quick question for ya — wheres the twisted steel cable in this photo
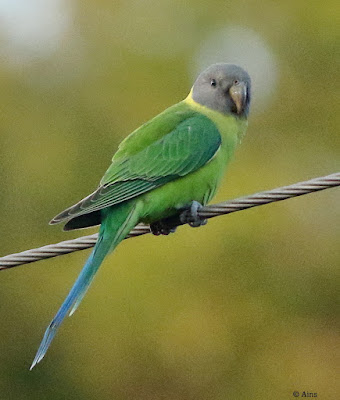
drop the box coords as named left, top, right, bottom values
left=0, top=172, right=339, bottom=270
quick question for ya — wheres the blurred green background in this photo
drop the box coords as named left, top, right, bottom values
left=0, top=0, right=339, bottom=399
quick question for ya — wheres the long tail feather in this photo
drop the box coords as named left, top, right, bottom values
left=30, top=201, right=139, bottom=370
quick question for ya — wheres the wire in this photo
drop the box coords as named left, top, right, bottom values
left=0, top=172, right=339, bottom=270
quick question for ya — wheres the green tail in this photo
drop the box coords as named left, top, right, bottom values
left=30, top=200, right=140, bottom=369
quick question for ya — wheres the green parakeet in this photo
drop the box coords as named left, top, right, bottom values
left=30, top=63, right=251, bottom=369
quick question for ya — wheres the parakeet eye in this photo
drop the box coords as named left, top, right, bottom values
left=233, top=80, right=239, bottom=85
left=210, top=79, right=217, bottom=87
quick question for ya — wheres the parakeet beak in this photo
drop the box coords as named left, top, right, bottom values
left=229, top=82, right=247, bottom=114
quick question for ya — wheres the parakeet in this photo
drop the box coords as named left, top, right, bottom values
left=30, top=63, right=251, bottom=369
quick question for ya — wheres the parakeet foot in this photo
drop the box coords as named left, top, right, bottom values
left=150, top=220, right=177, bottom=236
left=179, top=201, right=207, bottom=228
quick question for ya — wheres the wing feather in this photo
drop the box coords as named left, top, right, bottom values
left=51, top=110, right=221, bottom=225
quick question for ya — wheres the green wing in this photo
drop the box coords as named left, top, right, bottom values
left=52, top=105, right=221, bottom=229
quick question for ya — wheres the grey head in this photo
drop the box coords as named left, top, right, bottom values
left=191, top=63, right=251, bottom=117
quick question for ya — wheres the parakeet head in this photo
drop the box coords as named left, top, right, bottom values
left=191, top=63, right=251, bottom=117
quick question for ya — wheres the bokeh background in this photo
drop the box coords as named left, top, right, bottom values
left=0, top=1, right=339, bottom=399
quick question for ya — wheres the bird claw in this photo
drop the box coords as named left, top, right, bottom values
left=150, top=201, right=207, bottom=234
left=179, top=201, right=207, bottom=228
left=150, top=220, right=177, bottom=236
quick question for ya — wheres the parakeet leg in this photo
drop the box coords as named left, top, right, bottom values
left=30, top=200, right=141, bottom=370
left=150, top=201, right=207, bottom=234
left=179, top=201, right=207, bottom=228
left=150, top=220, right=177, bottom=236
